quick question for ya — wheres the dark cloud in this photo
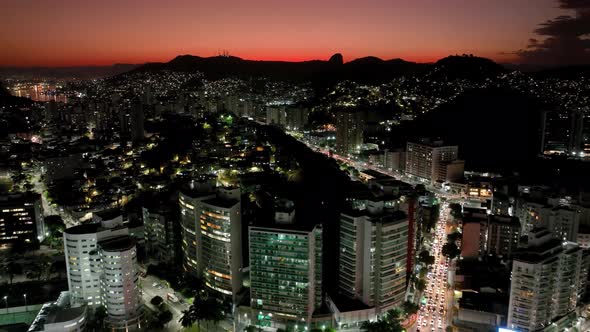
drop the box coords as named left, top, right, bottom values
left=516, top=0, right=590, bottom=65
left=558, top=0, right=590, bottom=9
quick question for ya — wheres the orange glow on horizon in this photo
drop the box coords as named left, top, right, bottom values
left=0, top=0, right=557, bottom=68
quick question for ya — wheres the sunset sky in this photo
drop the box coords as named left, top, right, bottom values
left=0, top=0, right=582, bottom=67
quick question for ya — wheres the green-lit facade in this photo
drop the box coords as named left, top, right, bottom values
left=249, top=225, right=323, bottom=329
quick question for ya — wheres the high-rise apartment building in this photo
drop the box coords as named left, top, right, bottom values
left=339, top=198, right=409, bottom=314
left=179, top=182, right=243, bottom=300
left=249, top=224, right=323, bottom=328
left=405, top=139, right=463, bottom=184
left=335, top=109, right=365, bottom=155
left=143, top=205, right=176, bottom=264
left=507, top=228, right=587, bottom=332
left=63, top=215, right=142, bottom=330
left=285, top=106, right=310, bottom=131
left=130, top=99, right=145, bottom=142
left=485, top=215, right=522, bottom=258
left=97, top=236, right=142, bottom=330
left=266, top=106, right=287, bottom=127
left=199, top=188, right=242, bottom=299
left=179, top=181, right=216, bottom=275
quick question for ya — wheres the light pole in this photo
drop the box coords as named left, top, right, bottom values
left=3, top=296, right=7, bottom=314
left=23, top=294, right=27, bottom=311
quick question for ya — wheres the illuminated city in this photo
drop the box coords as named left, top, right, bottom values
left=1, top=1, right=590, bottom=332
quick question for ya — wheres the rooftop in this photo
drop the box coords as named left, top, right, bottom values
left=99, top=235, right=135, bottom=252
left=93, top=208, right=122, bottom=221
left=64, top=222, right=102, bottom=235
left=203, top=196, right=239, bottom=209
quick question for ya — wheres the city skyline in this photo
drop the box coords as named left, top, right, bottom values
left=1, top=0, right=589, bottom=67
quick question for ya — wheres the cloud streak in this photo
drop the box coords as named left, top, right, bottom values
left=517, top=0, right=590, bottom=65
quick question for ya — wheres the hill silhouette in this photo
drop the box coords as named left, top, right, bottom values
left=130, top=54, right=427, bottom=87
left=395, top=87, right=544, bottom=172
left=0, top=81, right=31, bottom=107
left=427, top=55, right=507, bottom=81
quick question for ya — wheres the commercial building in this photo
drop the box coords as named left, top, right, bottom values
left=339, top=197, right=409, bottom=314
left=28, top=292, right=87, bottom=332
left=540, top=110, right=574, bottom=155
left=507, top=228, right=588, bottom=332
left=0, top=192, right=44, bottom=247
left=249, top=223, right=323, bottom=328
left=143, top=205, right=176, bottom=264
left=63, top=214, right=142, bottom=330
left=335, top=109, right=365, bottom=155
left=405, top=139, right=463, bottom=184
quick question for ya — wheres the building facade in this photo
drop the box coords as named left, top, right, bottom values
left=143, top=206, right=176, bottom=264
left=0, top=192, right=44, bottom=247
left=179, top=183, right=243, bottom=300
left=507, top=228, right=588, bottom=332
left=405, top=140, right=461, bottom=184
left=63, top=215, right=142, bottom=330
left=335, top=110, right=365, bottom=155
left=339, top=199, right=409, bottom=314
left=249, top=224, right=323, bottom=328
left=97, top=236, right=142, bottom=330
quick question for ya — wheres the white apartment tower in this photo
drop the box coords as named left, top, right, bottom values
left=63, top=214, right=142, bottom=330
left=339, top=198, right=409, bottom=314
left=507, top=228, right=587, bottom=332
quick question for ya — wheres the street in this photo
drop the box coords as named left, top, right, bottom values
left=295, top=136, right=459, bottom=332
left=141, top=275, right=188, bottom=331
left=416, top=201, right=452, bottom=332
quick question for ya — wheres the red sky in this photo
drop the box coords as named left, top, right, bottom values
left=0, top=0, right=565, bottom=67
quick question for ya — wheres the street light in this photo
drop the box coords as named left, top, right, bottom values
left=23, top=294, right=27, bottom=311
left=3, top=296, right=7, bottom=314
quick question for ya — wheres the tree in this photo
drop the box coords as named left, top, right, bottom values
left=361, top=309, right=404, bottom=332
left=449, top=203, right=462, bottom=219
left=418, top=250, right=435, bottom=265
left=5, top=261, right=22, bottom=284
left=44, top=215, right=65, bottom=238
left=447, top=231, right=462, bottom=244
left=94, top=306, right=107, bottom=329
left=50, top=260, right=66, bottom=279
left=416, top=278, right=427, bottom=292
left=401, top=301, right=420, bottom=316
left=39, top=254, right=53, bottom=280
left=442, top=242, right=460, bottom=259
left=158, top=310, right=173, bottom=326
left=26, top=261, right=42, bottom=281
left=179, top=291, right=224, bottom=329
left=150, top=295, right=164, bottom=307
left=10, top=239, right=27, bottom=255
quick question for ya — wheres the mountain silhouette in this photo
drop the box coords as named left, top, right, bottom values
left=0, top=81, right=32, bottom=107
left=129, top=53, right=427, bottom=87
